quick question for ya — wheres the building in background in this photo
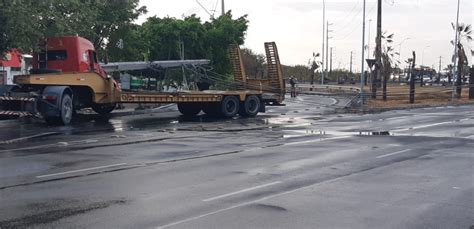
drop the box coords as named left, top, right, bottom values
left=0, top=49, right=32, bottom=85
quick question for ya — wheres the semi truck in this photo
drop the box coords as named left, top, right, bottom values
left=0, top=36, right=285, bottom=125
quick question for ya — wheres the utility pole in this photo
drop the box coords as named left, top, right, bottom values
left=322, top=0, right=326, bottom=85
left=221, top=0, right=225, bottom=16
left=453, top=0, right=461, bottom=100
left=375, top=0, right=383, bottom=100
left=360, top=0, right=367, bottom=103
left=368, top=19, right=372, bottom=58
left=326, top=21, right=333, bottom=81
left=438, top=56, right=442, bottom=81
left=350, top=51, right=353, bottom=73
left=330, top=47, right=333, bottom=73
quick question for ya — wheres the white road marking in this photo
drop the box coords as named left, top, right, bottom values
left=285, top=136, right=351, bottom=146
left=376, top=149, right=412, bottom=159
left=203, top=181, right=282, bottom=202
left=36, top=163, right=127, bottom=179
left=329, top=98, right=338, bottom=105
left=157, top=176, right=345, bottom=229
left=395, top=118, right=473, bottom=132
left=0, top=132, right=59, bottom=145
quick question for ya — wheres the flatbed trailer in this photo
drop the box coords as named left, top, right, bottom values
left=0, top=36, right=285, bottom=125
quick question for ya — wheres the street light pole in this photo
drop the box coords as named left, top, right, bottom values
left=368, top=19, right=372, bottom=58
left=326, top=21, right=333, bottom=78
left=360, top=0, right=366, bottom=103
left=322, top=0, right=326, bottom=85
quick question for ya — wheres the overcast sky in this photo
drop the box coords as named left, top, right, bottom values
left=138, top=0, right=473, bottom=71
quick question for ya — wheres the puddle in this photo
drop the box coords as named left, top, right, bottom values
left=283, top=130, right=394, bottom=138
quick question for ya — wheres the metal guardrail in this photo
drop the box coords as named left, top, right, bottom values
left=294, top=84, right=361, bottom=94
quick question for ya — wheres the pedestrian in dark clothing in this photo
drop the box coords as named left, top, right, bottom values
left=289, top=76, right=297, bottom=98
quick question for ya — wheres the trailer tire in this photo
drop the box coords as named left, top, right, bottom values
left=219, top=96, right=240, bottom=118
left=92, top=103, right=116, bottom=115
left=238, top=95, right=260, bottom=117
left=178, top=103, right=201, bottom=116
left=202, top=103, right=219, bottom=116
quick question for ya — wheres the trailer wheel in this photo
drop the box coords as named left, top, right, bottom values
left=46, top=94, right=74, bottom=125
left=239, top=95, right=261, bottom=117
left=202, top=103, right=219, bottom=116
left=219, top=96, right=240, bottom=118
left=178, top=103, right=201, bottom=116
left=92, top=103, right=116, bottom=115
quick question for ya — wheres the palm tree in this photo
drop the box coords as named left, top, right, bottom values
left=452, top=23, right=472, bottom=98
left=381, top=33, right=398, bottom=100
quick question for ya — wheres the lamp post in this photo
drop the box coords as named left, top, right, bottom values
left=322, top=0, right=326, bottom=85
left=360, top=0, right=366, bottom=103
left=367, top=19, right=372, bottom=58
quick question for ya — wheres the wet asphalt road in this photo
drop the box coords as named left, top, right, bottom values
left=0, top=95, right=473, bottom=229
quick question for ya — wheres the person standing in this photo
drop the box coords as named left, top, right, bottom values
left=289, top=76, right=297, bottom=98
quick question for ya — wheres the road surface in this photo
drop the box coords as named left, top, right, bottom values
left=0, top=95, right=473, bottom=228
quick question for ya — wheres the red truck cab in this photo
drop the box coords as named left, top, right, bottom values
left=32, top=36, right=107, bottom=77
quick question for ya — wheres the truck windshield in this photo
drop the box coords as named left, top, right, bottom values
left=39, top=50, right=68, bottom=61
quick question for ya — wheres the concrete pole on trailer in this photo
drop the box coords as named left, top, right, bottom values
left=360, top=0, right=366, bottom=104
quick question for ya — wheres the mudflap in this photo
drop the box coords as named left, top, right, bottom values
left=38, top=86, right=72, bottom=119
left=259, top=100, right=266, bottom=113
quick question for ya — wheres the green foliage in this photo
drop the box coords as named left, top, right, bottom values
left=1, top=2, right=248, bottom=77
left=241, top=48, right=266, bottom=78
left=0, top=0, right=146, bottom=54
left=380, top=32, right=397, bottom=82
left=134, top=12, right=248, bottom=75
left=107, top=24, right=147, bottom=62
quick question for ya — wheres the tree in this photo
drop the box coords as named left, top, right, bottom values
left=241, top=48, right=266, bottom=78
left=204, top=12, right=249, bottom=75
left=452, top=23, right=472, bottom=98
left=106, top=24, right=148, bottom=62
left=380, top=32, right=398, bottom=100
left=0, top=0, right=147, bottom=54
left=140, top=12, right=248, bottom=76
